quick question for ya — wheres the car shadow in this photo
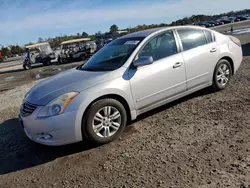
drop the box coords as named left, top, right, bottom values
left=0, top=118, right=96, bottom=174
left=242, top=43, right=250, bottom=57
left=0, top=87, right=215, bottom=175
left=130, top=87, right=215, bottom=124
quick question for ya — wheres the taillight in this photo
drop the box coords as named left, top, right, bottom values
left=229, top=36, right=241, bottom=47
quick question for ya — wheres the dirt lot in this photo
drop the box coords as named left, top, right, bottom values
left=0, top=28, right=250, bottom=188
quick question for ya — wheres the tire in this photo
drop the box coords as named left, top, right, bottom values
left=43, top=59, right=51, bottom=66
left=62, top=58, right=68, bottom=64
left=80, top=55, right=86, bottom=61
left=82, top=99, right=127, bottom=145
left=212, top=59, right=232, bottom=91
left=57, top=57, right=62, bottom=64
left=23, top=62, right=31, bottom=70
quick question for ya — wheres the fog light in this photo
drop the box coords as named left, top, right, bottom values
left=37, top=133, right=53, bottom=140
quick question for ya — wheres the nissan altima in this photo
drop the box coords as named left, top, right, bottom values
left=19, top=26, right=242, bottom=146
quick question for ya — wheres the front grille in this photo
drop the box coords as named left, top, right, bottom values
left=21, top=102, right=37, bottom=117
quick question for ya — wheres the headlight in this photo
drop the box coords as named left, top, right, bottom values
left=37, top=92, right=78, bottom=118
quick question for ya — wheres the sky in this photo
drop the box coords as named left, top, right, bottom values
left=0, top=0, right=249, bottom=46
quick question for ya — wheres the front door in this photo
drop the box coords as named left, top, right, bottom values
left=129, top=30, right=187, bottom=110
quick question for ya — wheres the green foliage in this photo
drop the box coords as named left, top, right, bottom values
left=110, top=24, right=118, bottom=32
left=38, top=37, right=44, bottom=43
left=10, top=45, right=24, bottom=54
left=1, top=47, right=11, bottom=57
left=0, top=45, right=25, bottom=57
left=82, top=32, right=89, bottom=37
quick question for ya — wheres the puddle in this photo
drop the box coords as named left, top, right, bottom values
left=4, top=76, right=16, bottom=81
left=31, top=67, right=65, bottom=80
left=231, top=28, right=250, bottom=35
left=52, top=67, right=62, bottom=71
left=36, top=74, right=41, bottom=79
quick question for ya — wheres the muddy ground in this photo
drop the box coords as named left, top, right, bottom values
left=0, top=28, right=250, bottom=187
left=0, top=62, right=83, bottom=93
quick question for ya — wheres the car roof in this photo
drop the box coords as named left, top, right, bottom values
left=120, top=28, right=163, bottom=38
left=120, top=26, right=210, bottom=39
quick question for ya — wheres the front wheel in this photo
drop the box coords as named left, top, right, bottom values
left=23, top=61, right=31, bottom=70
left=82, top=99, right=127, bottom=145
left=212, top=59, right=232, bottom=91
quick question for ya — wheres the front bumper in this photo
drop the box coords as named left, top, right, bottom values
left=19, top=108, right=79, bottom=146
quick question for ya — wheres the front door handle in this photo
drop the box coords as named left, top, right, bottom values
left=210, top=48, right=217, bottom=53
left=173, top=62, right=182, bottom=68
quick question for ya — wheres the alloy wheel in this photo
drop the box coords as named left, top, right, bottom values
left=216, top=63, right=230, bottom=86
left=92, top=106, right=121, bottom=138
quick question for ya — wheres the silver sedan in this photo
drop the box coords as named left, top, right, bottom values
left=19, top=26, right=243, bottom=146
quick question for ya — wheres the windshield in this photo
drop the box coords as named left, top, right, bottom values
left=80, top=37, right=144, bottom=71
left=39, top=44, right=53, bottom=54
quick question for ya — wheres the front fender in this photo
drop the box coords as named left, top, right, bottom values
left=71, top=77, right=135, bottom=142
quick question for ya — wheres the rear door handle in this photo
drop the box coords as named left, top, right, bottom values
left=173, top=62, right=182, bottom=68
left=210, top=48, right=217, bottom=53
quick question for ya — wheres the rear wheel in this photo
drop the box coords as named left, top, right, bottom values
left=62, top=58, right=68, bottom=64
left=57, top=56, right=62, bottom=64
left=212, top=59, right=232, bottom=91
left=80, top=54, right=86, bottom=61
left=43, top=59, right=51, bottom=66
left=82, top=99, right=127, bottom=145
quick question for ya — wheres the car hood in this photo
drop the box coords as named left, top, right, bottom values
left=25, top=68, right=110, bottom=105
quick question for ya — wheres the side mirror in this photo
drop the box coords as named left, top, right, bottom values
left=133, top=56, right=153, bottom=67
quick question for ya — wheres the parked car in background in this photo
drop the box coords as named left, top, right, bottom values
left=207, top=21, right=220, bottom=26
left=228, top=17, right=236, bottom=22
left=220, top=18, right=233, bottom=24
left=215, top=19, right=225, bottom=25
left=197, top=21, right=212, bottom=28
left=19, top=26, right=243, bottom=146
left=235, top=15, right=249, bottom=22
left=57, top=38, right=97, bottom=64
left=206, top=22, right=215, bottom=27
left=245, top=15, right=250, bottom=20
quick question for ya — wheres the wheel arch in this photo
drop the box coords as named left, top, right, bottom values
left=81, top=94, right=132, bottom=124
left=219, top=56, right=234, bottom=75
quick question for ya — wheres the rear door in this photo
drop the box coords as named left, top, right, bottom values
left=176, top=28, right=219, bottom=90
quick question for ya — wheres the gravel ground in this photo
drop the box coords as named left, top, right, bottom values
left=0, top=30, right=250, bottom=188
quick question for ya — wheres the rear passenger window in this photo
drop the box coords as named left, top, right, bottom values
left=177, top=29, right=207, bottom=51
left=204, top=30, right=214, bottom=43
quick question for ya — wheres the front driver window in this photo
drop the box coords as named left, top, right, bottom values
left=138, top=31, right=177, bottom=61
